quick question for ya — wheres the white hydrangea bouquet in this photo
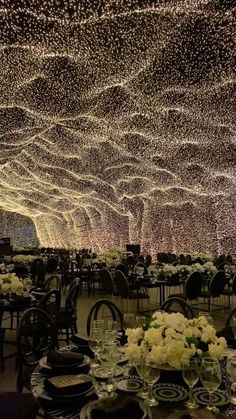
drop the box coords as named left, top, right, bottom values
left=0, top=273, right=24, bottom=294
left=125, top=311, right=226, bottom=369
left=12, top=254, right=37, bottom=264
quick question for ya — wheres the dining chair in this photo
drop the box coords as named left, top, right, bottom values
left=114, top=263, right=129, bottom=276
left=221, top=273, right=236, bottom=308
left=86, top=299, right=124, bottom=336
left=114, top=270, right=149, bottom=313
left=56, top=283, right=81, bottom=344
left=100, top=268, right=115, bottom=297
left=199, top=270, right=227, bottom=313
left=0, top=306, right=5, bottom=372
left=160, top=296, right=195, bottom=319
left=16, top=307, right=57, bottom=392
left=168, top=271, right=203, bottom=303
left=37, top=289, right=61, bottom=322
left=43, top=274, right=62, bottom=290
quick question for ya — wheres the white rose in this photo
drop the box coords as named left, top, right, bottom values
left=126, top=327, right=144, bottom=344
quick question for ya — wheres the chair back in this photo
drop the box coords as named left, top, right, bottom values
left=113, top=270, right=129, bottom=298
left=231, top=274, right=236, bottom=294
left=225, top=306, right=236, bottom=327
left=44, top=275, right=61, bottom=290
left=86, top=299, right=124, bottom=336
left=46, top=257, right=58, bottom=273
left=38, top=289, right=61, bottom=320
left=65, top=283, right=80, bottom=315
left=160, top=297, right=195, bottom=319
left=134, top=262, right=148, bottom=275
left=101, top=268, right=114, bottom=295
left=17, top=307, right=57, bottom=368
left=209, top=270, right=227, bottom=297
left=184, top=271, right=203, bottom=300
left=30, top=258, right=46, bottom=285
left=114, top=263, right=128, bottom=276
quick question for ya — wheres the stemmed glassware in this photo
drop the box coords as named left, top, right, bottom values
left=135, top=356, right=149, bottom=399
left=143, top=360, right=160, bottom=406
left=123, top=313, right=135, bottom=329
left=226, top=355, right=236, bottom=404
left=200, top=357, right=221, bottom=413
left=88, top=327, right=103, bottom=367
left=100, top=342, right=120, bottom=397
left=182, top=359, right=199, bottom=409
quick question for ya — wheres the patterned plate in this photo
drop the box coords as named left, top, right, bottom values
left=193, top=388, right=230, bottom=406
left=115, top=378, right=144, bottom=393
left=39, top=355, right=90, bottom=370
left=153, top=383, right=188, bottom=402
left=91, top=366, right=123, bottom=379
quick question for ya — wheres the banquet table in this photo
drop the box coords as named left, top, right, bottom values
left=30, top=346, right=236, bottom=419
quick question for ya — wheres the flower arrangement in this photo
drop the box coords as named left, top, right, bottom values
left=185, top=252, right=214, bottom=263
left=0, top=273, right=24, bottom=294
left=12, top=255, right=37, bottom=264
left=125, top=312, right=226, bottom=369
left=98, top=247, right=125, bottom=266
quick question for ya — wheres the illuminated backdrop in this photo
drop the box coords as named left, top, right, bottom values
left=0, top=0, right=235, bottom=254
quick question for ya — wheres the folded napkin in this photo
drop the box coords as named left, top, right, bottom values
left=90, top=396, right=145, bottom=419
left=47, top=349, right=84, bottom=366
left=44, top=374, right=92, bottom=396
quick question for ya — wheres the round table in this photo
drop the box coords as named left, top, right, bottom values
left=31, top=348, right=236, bottom=419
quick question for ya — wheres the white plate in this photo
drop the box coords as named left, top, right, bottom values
left=39, top=354, right=90, bottom=370
left=115, top=378, right=143, bottom=393
left=193, top=387, right=230, bottom=406
left=91, top=365, right=123, bottom=379
left=153, top=383, right=188, bottom=402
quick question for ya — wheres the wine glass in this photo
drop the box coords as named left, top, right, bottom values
left=100, top=342, right=120, bottom=397
left=105, top=329, right=117, bottom=343
left=200, top=357, right=221, bottom=413
left=92, top=320, right=105, bottom=330
left=88, top=328, right=103, bottom=367
left=231, top=316, right=236, bottom=338
left=107, top=320, right=118, bottom=331
left=135, top=315, right=146, bottom=328
left=182, top=359, right=199, bottom=408
left=123, top=313, right=135, bottom=329
left=144, top=360, right=160, bottom=406
left=226, top=355, right=236, bottom=404
left=135, top=356, right=149, bottom=399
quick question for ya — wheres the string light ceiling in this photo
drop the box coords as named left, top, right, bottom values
left=0, top=0, right=235, bottom=253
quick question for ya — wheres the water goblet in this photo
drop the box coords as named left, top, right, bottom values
left=105, top=329, right=117, bottom=343
left=144, top=360, right=160, bottom=406
left=200, top=357, right=221, bottom=413
left=226, top=355, right=236, bottom=404
left=107, top=320, right=118, bottom=331
left=100, top=342, right=119, bottom=397
left=88, top=327, right=103, bottom=367
left=92, top=320, right=105, bottom=330
left=182, top=359, right=199, bottom=409
left=135, top=356, right=149, bottom=399
left=123, top=313, right=135, bottom=329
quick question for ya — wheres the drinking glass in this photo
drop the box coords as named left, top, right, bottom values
left=105, top=329, right=117, bottom=343
left=144, top=360, right=160, bottom=406
left=123, top=313, right=135, bottom=329
left=135, top=315, right=146, bottom=328
left=24, top=277, right=32, bottom=293
left=107, top=320, right=118, bottom=331
left=135, top=356, right=149, bottom=399
left=88, top=328, right=103, bottom=366
left=200, top=357, right=221, bottom=413
left=93, top=320, right=105, bottom=330
left=231, top=317, right=236, bottom=338
left=100, top=342, right=119, bottom=397
left=226, top=355, right=236, bottom=404
left=182, top=359, right=199, bottom=408
left=198, top=312, right=213, bottom=325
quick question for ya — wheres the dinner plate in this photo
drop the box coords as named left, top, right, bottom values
left=39, top=354, right=90, bottom=370
left=153, top=383, right=188, bottom=402
left=115, top=378, right=144, bottom=393
left=33, top=382, right=93, bottom=402
left=91, top=365, right=123, bottom=379
left=80, top=399, right=148, bottom=419
left=193, top=388, right=230, bottom=406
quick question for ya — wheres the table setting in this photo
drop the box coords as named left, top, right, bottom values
left=31, top=312, right=236, bottom=419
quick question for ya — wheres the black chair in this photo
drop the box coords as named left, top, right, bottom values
left=16, top=307, right=57, bottom=392
left=30, top=258, right=46, bottom=286
left=222, top=274, right=236, bottom=308
left=44, top=274, right=61, bottom=290
left=160, top=297, right=195, bottom=319
left=46, top=257, right=58, bottom=273
left=126, top=244, right=140, bottom=255
left=169, top=271, right=203, bottom=302
left=199, top=270, right=227, bottom=313
left=0, top=306, right=5, bottom=372
left=56, top=283, right=80, bottom=344
left=86, top=299, right=124, bottom=336
left=13, top=265, right=29, bottom=279
left=37, top=289, right=61, bottom=322
left=100, top=268, right=115, bottom=296
left=145, top=254, right=152, bottom=267
left=114, top=263, right=129, bottom=276
left=134, top=262, right=148, bottom=275
left=114, top=270, right=149, bottom=313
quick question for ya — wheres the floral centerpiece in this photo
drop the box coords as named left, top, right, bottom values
left=125, top=312, right=226, bottom=369
left=12, top=254, right=37, bottom=264
left=98, top=247, right=125, bottom=267
left=0, top=273, right=24, bottom=295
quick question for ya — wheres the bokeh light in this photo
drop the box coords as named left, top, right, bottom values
left=0, top=0, right=235, bottom=254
